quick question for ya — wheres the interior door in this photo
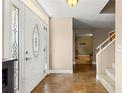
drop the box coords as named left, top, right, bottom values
left=24, top=7, right=47, bottom=93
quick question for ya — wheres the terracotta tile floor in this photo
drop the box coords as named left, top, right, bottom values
left=31, top=64, right=108, bottom=93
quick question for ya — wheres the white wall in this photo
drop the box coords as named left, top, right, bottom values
left=0, top=1, right=3, bottom=93
left=50, top=18, right=73, bottom=72
left=115, top=0, right=122, bottom=93
left=3, top=0, right=11, bottom=59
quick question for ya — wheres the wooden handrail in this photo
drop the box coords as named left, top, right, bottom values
left=96, top=33, right=115, bottom=50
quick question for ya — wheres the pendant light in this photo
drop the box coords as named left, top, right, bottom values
left=66, top=0, right=79, bottom=7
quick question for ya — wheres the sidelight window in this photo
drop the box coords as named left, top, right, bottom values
left=11, top=5, right=19, bottom=93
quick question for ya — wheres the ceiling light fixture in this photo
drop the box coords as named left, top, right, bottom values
left=66, top=0, right=79, bottom=7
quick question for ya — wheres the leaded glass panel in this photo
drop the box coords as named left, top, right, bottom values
left=11, top=5, right=19, bottom=93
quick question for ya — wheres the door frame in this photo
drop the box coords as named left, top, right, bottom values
left=74, top=33, right=94, bottom=65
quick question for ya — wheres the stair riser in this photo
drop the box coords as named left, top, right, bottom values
left=99, top=76, right=115, bottom=93
left=105, top=72, right=115, bottom=82
left=105, top=69, right=115, bottom=82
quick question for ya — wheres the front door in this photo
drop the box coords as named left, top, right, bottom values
left=24, top=7, right=47, bottom=93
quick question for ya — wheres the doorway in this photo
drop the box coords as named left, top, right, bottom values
left=74, top=33, right=94, bottom=73
left=75, top=34, right=93, bottom=65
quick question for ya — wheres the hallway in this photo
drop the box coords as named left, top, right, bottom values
left=31, top=64, right=108, bottom=93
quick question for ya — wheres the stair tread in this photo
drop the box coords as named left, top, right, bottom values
left=99, top=73, right=115, bottom=93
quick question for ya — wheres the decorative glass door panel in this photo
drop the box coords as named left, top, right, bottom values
left=11, top=5, right=19, bottom=93
left=32, top=24, right=40, bottom=57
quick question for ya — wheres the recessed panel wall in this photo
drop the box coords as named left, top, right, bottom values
left=50, top=18, right=73, bottom=72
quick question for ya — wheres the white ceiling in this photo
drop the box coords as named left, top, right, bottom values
left=37, top=0, right=115, bottom=29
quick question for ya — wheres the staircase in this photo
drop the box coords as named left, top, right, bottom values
left=96, top=32, right=115, bottom=93
left=99, top=63, right=115, bottom=93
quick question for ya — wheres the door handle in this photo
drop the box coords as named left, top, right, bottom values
left=25, top=57, right=32, bottom=61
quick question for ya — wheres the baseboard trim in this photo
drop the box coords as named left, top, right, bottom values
left=92, top=61, right=96, bottom=64
left=31, top=73, right=47, bottom=92
left=96, top=75, right=99, bottom=80
left=49, top=70, right=73, bottom=73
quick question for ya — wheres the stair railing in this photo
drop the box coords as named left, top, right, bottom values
left=96, top=33, right=115, bottom=51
